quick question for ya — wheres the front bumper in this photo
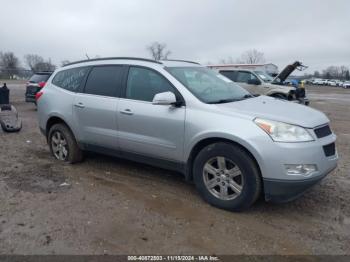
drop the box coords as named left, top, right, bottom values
left=250, top=132, right=338, bottom=202
left=263, top=164, right=336, bottom=203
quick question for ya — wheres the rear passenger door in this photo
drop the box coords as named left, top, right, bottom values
left=73, top=65, right=124, bottom=150
left=118, top=66, right=185, bottom=162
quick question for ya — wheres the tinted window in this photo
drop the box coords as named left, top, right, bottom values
left=236, top=71, right=259, bottom=83
left=84, top=66, right=123, bottom=97
left=29, top=74, right=51, bottom=83
left=126, top=67, right=175, bottom=102
left=52, top=67, right=89, bottom=92
left=219, top=71, right=237, bottom=81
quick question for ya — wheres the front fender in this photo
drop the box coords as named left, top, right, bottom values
left=185, top=130, right=265, bottom=174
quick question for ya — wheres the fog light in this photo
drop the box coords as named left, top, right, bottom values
left=285, top=164, right=317, bottom=177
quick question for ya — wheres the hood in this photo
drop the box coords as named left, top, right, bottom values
left=214, top=96, right=328, bottom=128
left=272, top=61, right=307, bottom=84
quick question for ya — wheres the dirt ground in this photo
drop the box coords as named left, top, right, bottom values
left=0, top=81, right=349, bottom=255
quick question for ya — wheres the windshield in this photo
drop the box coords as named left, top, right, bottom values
left=254, top=71, right=274, bottom=82
left=166, top=67, right=252, bottom=104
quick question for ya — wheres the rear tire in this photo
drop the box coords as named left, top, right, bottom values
left=193, top=142, right=261, bottom=211
left=48, top=123, right=83, bottom=164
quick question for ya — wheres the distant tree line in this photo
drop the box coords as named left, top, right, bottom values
left=0, top=51, right=70, bottom=79
left=219, top=49, right=266, bottom=64
left=307, top=66, right=350, bottom=80
left=2, top=46, right=349, bottom=81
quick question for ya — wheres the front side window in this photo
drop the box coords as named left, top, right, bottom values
left=236, top=71, right=259, bottom=83
left=52, top=67, right=89, bottom=92
left=166, top=67, right=251, bottom=104
left=84, top=66, right=123, bottom=97
left=126, top=67, right=175, bottom=102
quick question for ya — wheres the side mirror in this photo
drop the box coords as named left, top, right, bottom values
left=247, top=79, right=261, bottom=85
left=152, top=91, right=177, bottom=105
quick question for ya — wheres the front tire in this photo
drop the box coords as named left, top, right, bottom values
left=271, top=93, right=287, bottom=100
left=48, top=123, right=83, bottom=164
left=193, top=142, right=261, bottom=211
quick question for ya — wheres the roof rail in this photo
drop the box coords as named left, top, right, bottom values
left=162, top=59, right=200, bottom=65
left=63, top=57, right=162, bottom=67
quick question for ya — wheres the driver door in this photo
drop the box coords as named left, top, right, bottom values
left=118, top=66, right=185, bottom=162
left=235, top=71, right=267, bottom=95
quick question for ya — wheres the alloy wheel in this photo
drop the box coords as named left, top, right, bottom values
left=203, top=156, right=244, bottom=200
left=51, top=131, right=68, bottom=160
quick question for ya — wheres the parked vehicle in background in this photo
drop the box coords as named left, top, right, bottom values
left=25, top=72, right=53, bottom=104
left=312, top=79, right=326, bottom=85
left=343, top=81, right=350, bottom=89
left=304, top=79, right=314, bottom=85
left=328, top=80, right=337, bottom=86
left=334, top=80, right=343, bottom=87
left=36, top=57, right=337, bottom=211
left=209, top=61, right=309, bottom=105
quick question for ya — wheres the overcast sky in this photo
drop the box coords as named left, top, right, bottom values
left=0, top=0, right=349, bottom=74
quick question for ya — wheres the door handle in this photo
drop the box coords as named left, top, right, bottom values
left=120, top=109, right=133, bottom=115
left=74, top=102, right=85, bottom=108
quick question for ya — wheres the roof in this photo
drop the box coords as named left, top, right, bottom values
left=33, top=71, right=54, bottom=75
left=207, top=63, right=277, bottom=68
left=63, top=57, right=200, bottom=67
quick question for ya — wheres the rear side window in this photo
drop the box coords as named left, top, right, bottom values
left=126, top=67, right=175, bottom=102
left=219, top=71, right=237, bottom=81
left=84, top=66, right=123, bottom=97
left=52, top=67, right=89, bottom=92
left=29, top=74, right=51, bottom=83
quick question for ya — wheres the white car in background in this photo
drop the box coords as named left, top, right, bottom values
left=328, top=80, right=337, bottom=86
left=335, top=80, right=343, bottom=87
left=343, top=81, right=350, bottom=89
left=313, top=79, right=326, bottom=85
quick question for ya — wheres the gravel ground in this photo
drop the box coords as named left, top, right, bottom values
left=0, top=81, right=349, bottom=255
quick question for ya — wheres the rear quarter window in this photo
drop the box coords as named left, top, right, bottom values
left=52, top=67, right=90, bottom=92
left=219, top=71, right=237, bottom=81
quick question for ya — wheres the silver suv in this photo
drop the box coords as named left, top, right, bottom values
left=37, top=57, right=338, bottom=211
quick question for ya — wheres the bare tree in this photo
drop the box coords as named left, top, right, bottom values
left=0, top=51, right=20, bottom=79
left=24, top=54, right=56, bottom=72
left=240, top=49, right=265, bottom=64
left=24, top=54, right=44, bottom=71
left=146, top=42, right=171, bottom=60
left=321, top=65, right=350, bottom=80
left=345, top=70, right=350, bottom=80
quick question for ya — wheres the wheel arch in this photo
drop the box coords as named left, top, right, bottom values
left=45, top=115, right=75, bottom=140
left=185, top=137, right=263, bottom=183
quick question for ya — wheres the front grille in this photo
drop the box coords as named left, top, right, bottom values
left=323, top=143, right=336, bottom=157
left=314, top=125, right=332, bottom=138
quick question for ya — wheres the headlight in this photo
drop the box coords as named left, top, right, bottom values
left=254, top=118, right=314, bottom=142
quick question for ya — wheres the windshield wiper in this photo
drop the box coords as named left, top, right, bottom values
left=208, top=94, right=254, bottom=104
left=207, top=98, right=240, bottom=104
